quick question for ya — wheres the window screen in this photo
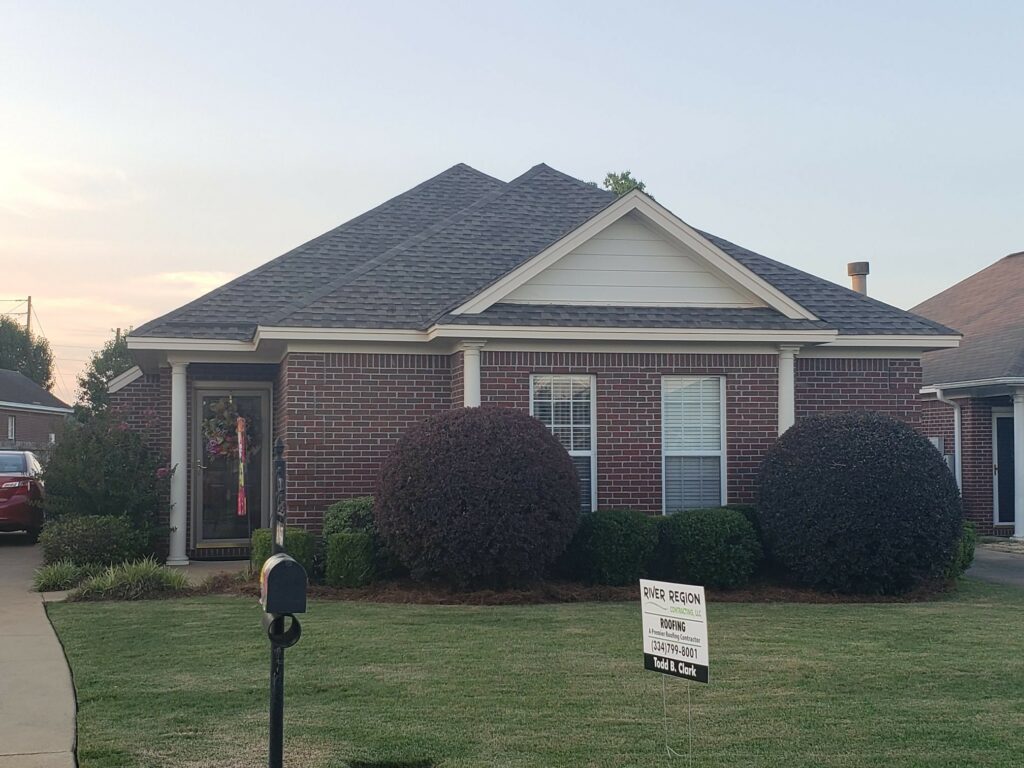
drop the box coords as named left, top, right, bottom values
left=662, top=376, right=724, bottom=512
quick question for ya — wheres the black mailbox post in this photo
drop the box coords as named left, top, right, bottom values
left=262, top=439, right=307, bottom=768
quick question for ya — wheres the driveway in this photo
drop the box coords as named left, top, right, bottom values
left=967, top=546, right=1024, bottom=588
left=0, top=533, right=76, bottom=768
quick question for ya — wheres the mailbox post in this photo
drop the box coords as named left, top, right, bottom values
left=261, top=439, right=306, bottom=768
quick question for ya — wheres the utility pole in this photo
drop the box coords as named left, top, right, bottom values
left=25, top=296, right=31, bottom=336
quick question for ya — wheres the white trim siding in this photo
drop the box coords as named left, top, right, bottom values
left=530, top=374, right=597, bottom=513
left=662, top=376, right=727, bottom=513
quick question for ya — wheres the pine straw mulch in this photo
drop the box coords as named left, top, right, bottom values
left=194, top=571, right=956, bottom=606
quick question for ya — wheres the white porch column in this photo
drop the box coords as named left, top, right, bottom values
left=1013, top=390, right=1024, bottom=538
left=459, top=341, right=486, bottom=407
left=167, top=361, right=189, bottom=565
left=777, top=345, right=800, bottom=435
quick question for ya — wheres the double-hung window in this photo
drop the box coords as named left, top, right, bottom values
left=530, top=374, right=596, bottom=512
left=662, top=376, right=725, bottom=512
left=6, top=416, right=14, bottom=441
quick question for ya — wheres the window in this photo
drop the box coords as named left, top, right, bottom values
left=530, top=374, right=596, bottom=512
left=662, top=376, right=725, bottom=512
left=6, top=416, right=14, bottom=441
left=48, top=433, right=56, bottom=445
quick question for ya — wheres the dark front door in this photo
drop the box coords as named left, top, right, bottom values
left=195, top=390, right=270, bottom=544
left=995, top=415, right=1015, bottom=525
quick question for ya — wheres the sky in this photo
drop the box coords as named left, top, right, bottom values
left=1, top=1, right=1022, bottom=403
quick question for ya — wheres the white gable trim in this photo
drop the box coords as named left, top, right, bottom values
left=450, top=191, right=818, bottom=321
left=107, top=365, right=144, bottom=394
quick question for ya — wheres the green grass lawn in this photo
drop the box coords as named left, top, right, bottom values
left=49, top=580, right=1024, bottom=768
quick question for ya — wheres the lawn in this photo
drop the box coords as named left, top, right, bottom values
left=49, top=580, right=1024, bottom=768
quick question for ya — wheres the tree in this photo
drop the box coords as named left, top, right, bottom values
left=0, top=316, right=54, bottom=390
left=77, top=328, right=135, bottom=415
left=602, top=170, right=649, bottom=197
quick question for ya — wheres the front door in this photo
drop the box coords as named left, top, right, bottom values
left=994, top=414, right=1015, bottom=525
left=194, top=388, right=271, bottom=546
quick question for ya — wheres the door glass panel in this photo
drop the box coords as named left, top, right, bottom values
left=997, top=417, right=1015, bottom=524
left=200, top=394, right=264, bottom=540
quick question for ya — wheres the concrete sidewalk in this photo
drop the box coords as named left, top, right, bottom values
left=0, top=534, right=76, bottom=768
left=968, top=546, right=1024, bottom=588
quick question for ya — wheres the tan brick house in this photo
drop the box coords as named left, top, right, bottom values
left=914, top=252, right=1024, bottom=537
left=111, top=163, right=959, bottom=563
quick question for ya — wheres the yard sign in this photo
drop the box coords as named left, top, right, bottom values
left=640, top=579, right=709, bottom=683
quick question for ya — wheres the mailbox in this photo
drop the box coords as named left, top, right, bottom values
left=259, top=553, right=307, bottom=616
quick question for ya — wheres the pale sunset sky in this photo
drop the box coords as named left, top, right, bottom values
left=2, top=1, right=1021, bottom=403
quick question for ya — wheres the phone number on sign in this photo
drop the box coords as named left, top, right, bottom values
left=649, top=640, right=698, bottom=658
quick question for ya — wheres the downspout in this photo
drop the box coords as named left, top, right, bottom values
left=935, top=388, right=962, bottom=490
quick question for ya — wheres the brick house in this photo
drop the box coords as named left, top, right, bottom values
left=112, top=163, right=958, bottom=563
left=0, top=368, right=73, bottom=455
left=913, top=252, right=1024, bottom=537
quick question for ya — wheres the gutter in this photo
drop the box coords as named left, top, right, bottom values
left=934, top=387, right=962, bottom=490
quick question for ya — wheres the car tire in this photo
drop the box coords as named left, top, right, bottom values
left=25, top=528, right=41, bottom=544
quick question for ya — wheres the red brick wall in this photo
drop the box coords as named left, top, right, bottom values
left=795, top=358, right=921, bottom=424
left=0, top=407, right=69, bottom=451
left=479, top=351, right=779, bottom=513
left=279, top=352, right=452, bottom=532
left=921, top=398, right=956, bottom=456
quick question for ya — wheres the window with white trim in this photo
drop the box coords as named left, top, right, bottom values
left=662, top=376, right=725, bottom=512
left=530, top=374, right=596, bottom=512
left=6, top=416, right=14, bottom=441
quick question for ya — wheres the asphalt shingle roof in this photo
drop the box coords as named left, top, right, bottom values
left=912, top=253, right=1024, bottom=385
left=0, top=369, right=71, bottom=410
left=132, top=163, right=956, bottom=341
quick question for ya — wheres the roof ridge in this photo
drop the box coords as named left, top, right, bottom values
left=132, top=164, right=501, bottom=337
left=266, top=164, right=557, bottom=327
left=529, top=163, right=618, bottom=199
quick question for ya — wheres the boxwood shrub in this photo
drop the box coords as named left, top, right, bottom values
left=323, top=495, right=401, bottom=578
left=758, top=412, right=963, bottom=594
left=325, top=532, right=376, bottom=587
left=946, top=520, right=977, bottom=580
left=559, top=510, right=659, bottom=585
left=250, top=527, right=316, bottom=577
left=375, top=407, right=580, bottom=586
left=653, top=507, right=762, bottom=589
left=39, top=515, right=147, bottom=566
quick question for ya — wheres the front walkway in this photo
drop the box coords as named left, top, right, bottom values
left=0, top=534, right=76, bottom=768
left=968, top=546, right=1024, bottom=588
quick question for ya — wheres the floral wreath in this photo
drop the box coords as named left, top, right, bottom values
left=202, top=397, right=260, bottom=459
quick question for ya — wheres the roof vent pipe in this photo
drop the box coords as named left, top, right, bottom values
left=847, top=261, right=870, bottom=295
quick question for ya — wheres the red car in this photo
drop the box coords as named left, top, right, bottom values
left=0, top=451, right=45, bottom=541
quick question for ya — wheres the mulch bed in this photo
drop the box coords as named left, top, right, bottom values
left=196, top=572, right=955, bottom=606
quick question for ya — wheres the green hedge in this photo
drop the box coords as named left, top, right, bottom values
left=250, top=528, right=316, bottom=576
left=323, top=496, right=375, bottom=538
left=39, top=516, right=147, bottom=566
left=946, top=521, right=977, bottom=579
left=325, top=532, right=376, bottom=587
left=560, top=510, right=659, bottom=585
left=653, top=507, right=762, bottom=589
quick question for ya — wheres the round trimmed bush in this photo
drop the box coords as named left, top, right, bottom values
left=653, top=508, right=762, bottom=589
left=559, top=510, right=660, bottom=585
left=375, top=407, right=581, bottom=585
left=757, top=412, right=963, bottom=594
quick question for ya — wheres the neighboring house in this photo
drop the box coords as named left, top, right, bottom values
left=112, top=163, right=958, bottom=564
left=914, top=252, right=1024, bottom=537
left=0, top=368, right=73, bottom=454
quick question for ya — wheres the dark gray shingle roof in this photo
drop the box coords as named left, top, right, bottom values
left=132, top=163, right=956, bottom=341
left=0, top=369, right=71, bottom=410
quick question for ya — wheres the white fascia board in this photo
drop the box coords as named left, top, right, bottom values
left=428, top=325, right=837, bottom=344
left=922, top=377, right=1024, bottom=393
left=450, top=191, right=818, bottom=322
left=0, top=400, right=74, bottom=415
left=821, top=334, right=961, bottom=349
left=107, top=365, right=143, bottom=394
left=126, top=336, right=256, bottom=352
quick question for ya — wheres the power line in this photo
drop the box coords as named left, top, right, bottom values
left=30, top=305, right=75, bottom=403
